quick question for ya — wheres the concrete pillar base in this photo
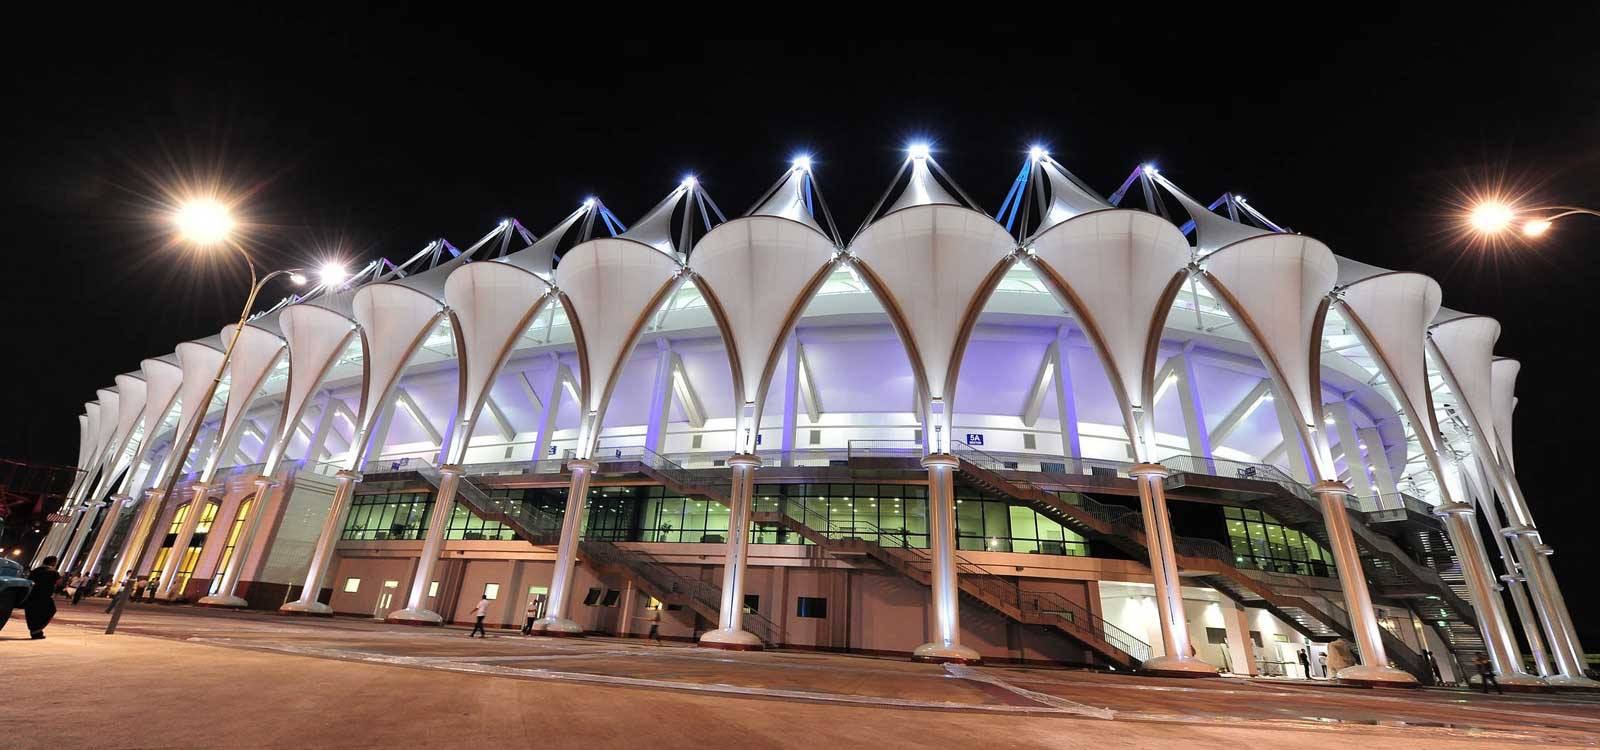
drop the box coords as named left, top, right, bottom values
left=196, top=594, right=249, bottom=608
left=1335, top=664, right=1420, bottom=688
left=1487, top=672, right=1553, bottom=693
left=1544, top=674, right=1600, bottom=691
left=912, top=642, right=982, bottom=665
left=1140, top=655, right=1219, bottom=678
left=385, top=607, right=443, bottom=625
left=279, top=600, right=334, bottom=616
left=528, top=616, right=584, bottom=636
left=698, top=628, right=763, bottom=651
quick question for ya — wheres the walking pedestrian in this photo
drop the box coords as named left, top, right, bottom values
left=1423, top=649, right=1445, bottom=685
left=71, top=574, right=90, bottom=606
left=522, top=597, right=539, bottom=635
left=131, top=577, right=148, bottom=602
left=24, top=556, right=63, bottom=639
left=1475, top=653, right=1502, bottom=695
left=469, top=596, right=490, bottom=638
left=1297, top=649, right=1312, bottom=680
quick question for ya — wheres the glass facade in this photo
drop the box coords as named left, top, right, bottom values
left=1223, top=506, right=1336, bottom=577
left=172, top=501, right=219, bottom=593
left=341, top=490, right=432, bottom=541
left=209, top=498, right=253, bottom=595
left=753, top=483, right=928, bottom=547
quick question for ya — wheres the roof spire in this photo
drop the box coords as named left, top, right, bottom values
left=620, top=176, right=727, bottom=259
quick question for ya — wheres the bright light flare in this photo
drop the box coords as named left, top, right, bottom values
left=174, top=198, right=234, bottom=246
left=1028, top=145, right=1048, bottom=161
left=791, top=154, right=812, bottom=172
left=318, top=263, right=349, bottom=286
left=681, top=175, right=698, bottom=189
left=1522, top=218, right=1552, bottom=237
left=907, top=142, right=931, bottom=160
left=1469, top=201, right=1515, bottom=234
left=288, top=272, right=308, bottom=285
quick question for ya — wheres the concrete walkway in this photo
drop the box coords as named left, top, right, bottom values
left=8, top=603, right=1600, bottom=748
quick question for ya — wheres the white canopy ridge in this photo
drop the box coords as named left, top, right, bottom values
left=1151, top=171, right=1269, bottom=256
left=1491, top=358, right=1520, bottom=471
left=350, top=279, right=449, bottom=467
left=98, top=373, right=149, bottom=495
left=150, top=337, right=228, bottom=488
left=79, top=402, right=101, bottom=498
left=1027, top=208, right=1197, bottom=459
left=1335, top=270, right=1444, bottom=449
left=269, top=303, right=360, bottom=474
left=500, top=201, right=617, bottom=279
left=91, top=392, right=119, bottom=478
left=849, top=155, right=1017, bottom=452
left=689, top=166, right=841, bottom=452
left=201, top=322, right=287, bottom=481
left=119, top=357, right=184, bottom=496
left=1033, top=157, right=1114, bottom=235
left=1429, top=314, right=1504, bottom=461
left=1198, top=233, right=1339, bottom=478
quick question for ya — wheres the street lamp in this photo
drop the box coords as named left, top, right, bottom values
left=116, top=200, right=345, bottom=588
left=1467, top=200, right=1600, bottom=238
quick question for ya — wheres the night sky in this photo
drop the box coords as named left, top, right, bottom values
left=5, top=13, right=1598, bottom=635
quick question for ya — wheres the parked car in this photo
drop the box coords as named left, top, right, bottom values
left=0, top=557, right=35, bottom=628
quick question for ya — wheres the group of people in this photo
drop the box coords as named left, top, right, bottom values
left=461, top=594, right=664, bottom=645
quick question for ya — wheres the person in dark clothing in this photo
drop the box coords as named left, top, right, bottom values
left=1297, top=649, right=1312, bottom=679
left=1475, top=653, right=1502, bottom=694
left=1424, top=649, right=1445, bottom=685
left=25, top=556, right=62, bottom=639
left=105, top=573, right=136, bottom=614
left=71, top=575, right=90, bottom=605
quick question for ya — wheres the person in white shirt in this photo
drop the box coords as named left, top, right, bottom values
left=469, top=596, right=490, bottom=638
left=522, top=597, right=539, bottom=635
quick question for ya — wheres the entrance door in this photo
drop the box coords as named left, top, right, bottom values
left=373, top=580, right=401, bottom=620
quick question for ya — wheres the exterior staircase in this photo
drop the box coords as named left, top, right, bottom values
left=751, top=501, right=1150, bottom=670
left=947, top=443, right=1437, bottom=684
left=1160, top=456, right=1482, bottom=656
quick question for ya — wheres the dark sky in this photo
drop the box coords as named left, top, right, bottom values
left=4, top=12, right=1598, bottom=634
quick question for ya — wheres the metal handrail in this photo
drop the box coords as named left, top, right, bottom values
left=581, top=539, right=783, bottom=645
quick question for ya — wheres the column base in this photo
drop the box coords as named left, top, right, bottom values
left=1335, top=664, right=1420, bottom=688
left=698, top=628, right=763, bottom=651
left=1140, top=655, right=1219, bottom=678
left=1490, top=672, right=1552, bottom=693
left=196, top=594, right=248, bottom=608
left=385, top=607, right=443, bottom=625
left=279, top=600, right=334, bottom=616
left=1544, top=674, right=1600, bottom=691
left=527, top=616, right=584, bottom=636
left=912, top=641, right=982, bottom=665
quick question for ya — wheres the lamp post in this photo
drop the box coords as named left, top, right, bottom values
left=1468, top=201, right=1600, bottom=238
left=114, top=199, right=335, bottom=592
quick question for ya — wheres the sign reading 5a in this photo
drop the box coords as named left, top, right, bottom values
left=965, top=433, right=984, bottom=446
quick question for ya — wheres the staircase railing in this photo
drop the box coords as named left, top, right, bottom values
left=778, top=494, right=1151, bottom=664
left=580, top=539, right=783, bottom=645
left=410, top=459, right=565, bottom=544
left=594, top=446, right=732, bottom=503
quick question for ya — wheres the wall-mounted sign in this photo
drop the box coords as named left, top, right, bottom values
left=965, top=433, right=984, bottom=446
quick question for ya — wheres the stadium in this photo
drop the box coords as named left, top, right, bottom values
left=32, top=145, right=1592, bottom=689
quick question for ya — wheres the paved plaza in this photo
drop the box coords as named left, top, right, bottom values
left=6, top=603, right=1599, bottom=748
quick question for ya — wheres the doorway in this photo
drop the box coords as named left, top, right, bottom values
left=373, top=580, right=401, bottom=620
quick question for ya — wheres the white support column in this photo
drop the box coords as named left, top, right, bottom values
left=700, top=453, right=763, bottom=650
left=60, top=505, right=102, bottom=573
left=80, top=497, right=129, bottom=576
left=199, top=475, right=275, bottom=607
left=387, top=465, right=464, bottom=624
left=530, top=459, right=594, bottom=635
left=533, top=357, right=565, bottom=462
left=1313, top=480, right=1417, bottom=686
left=913, top=454, right=980, bottom=664
left=1505, top=527, right=1594, bottom=686
left=1326, top=401, right=1374, bottom=501
left=1131, top=463, right=1216, bottom=676
left=156, top=481, right=211, bottom=599
left=1220, top=601, right=1258, bottom=676
left=1435, top=502, right=1544, bottom=688
left=643, top=340, right=673, bottom=453
left=779, top=335, right=800, bottom=466
left=1269, top=387, right=1312, bottom=483
left=1529, top=543, right=1592, bottom=685
left=1469, top=475, right=1552, bottom=677
left=1052, top=327, right=1083, bottom=473
left=1174, top=348, right=1213, bottom=472
left=111, top=489, right=167, bottom=588
left=1360, top=427, right=1400, bottom=502
left=281, top=470, right=363, bottom=616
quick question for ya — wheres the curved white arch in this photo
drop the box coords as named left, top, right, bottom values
left=1198, top=234, right=1339, bottom=479
left=688, top=214, right=837, bottom=453
left=200, top=322, right=287, bottom=481
left=270, top=303, right=360, bottom=473
left=1026, top=208, right=1191, bottom=458
left=1336, top=271, right=1444, bottom=454
left=443, top=261, right=554, bottom=462
left=1491, top=358, right=1521, bottom=472
left=349, top=282, right=447, bottom=468
left=554, top=237, right=685, bottom=458
left=1428, top=315, right=1502, bottom=462
left=847, top=204, right=1016, bottom=453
